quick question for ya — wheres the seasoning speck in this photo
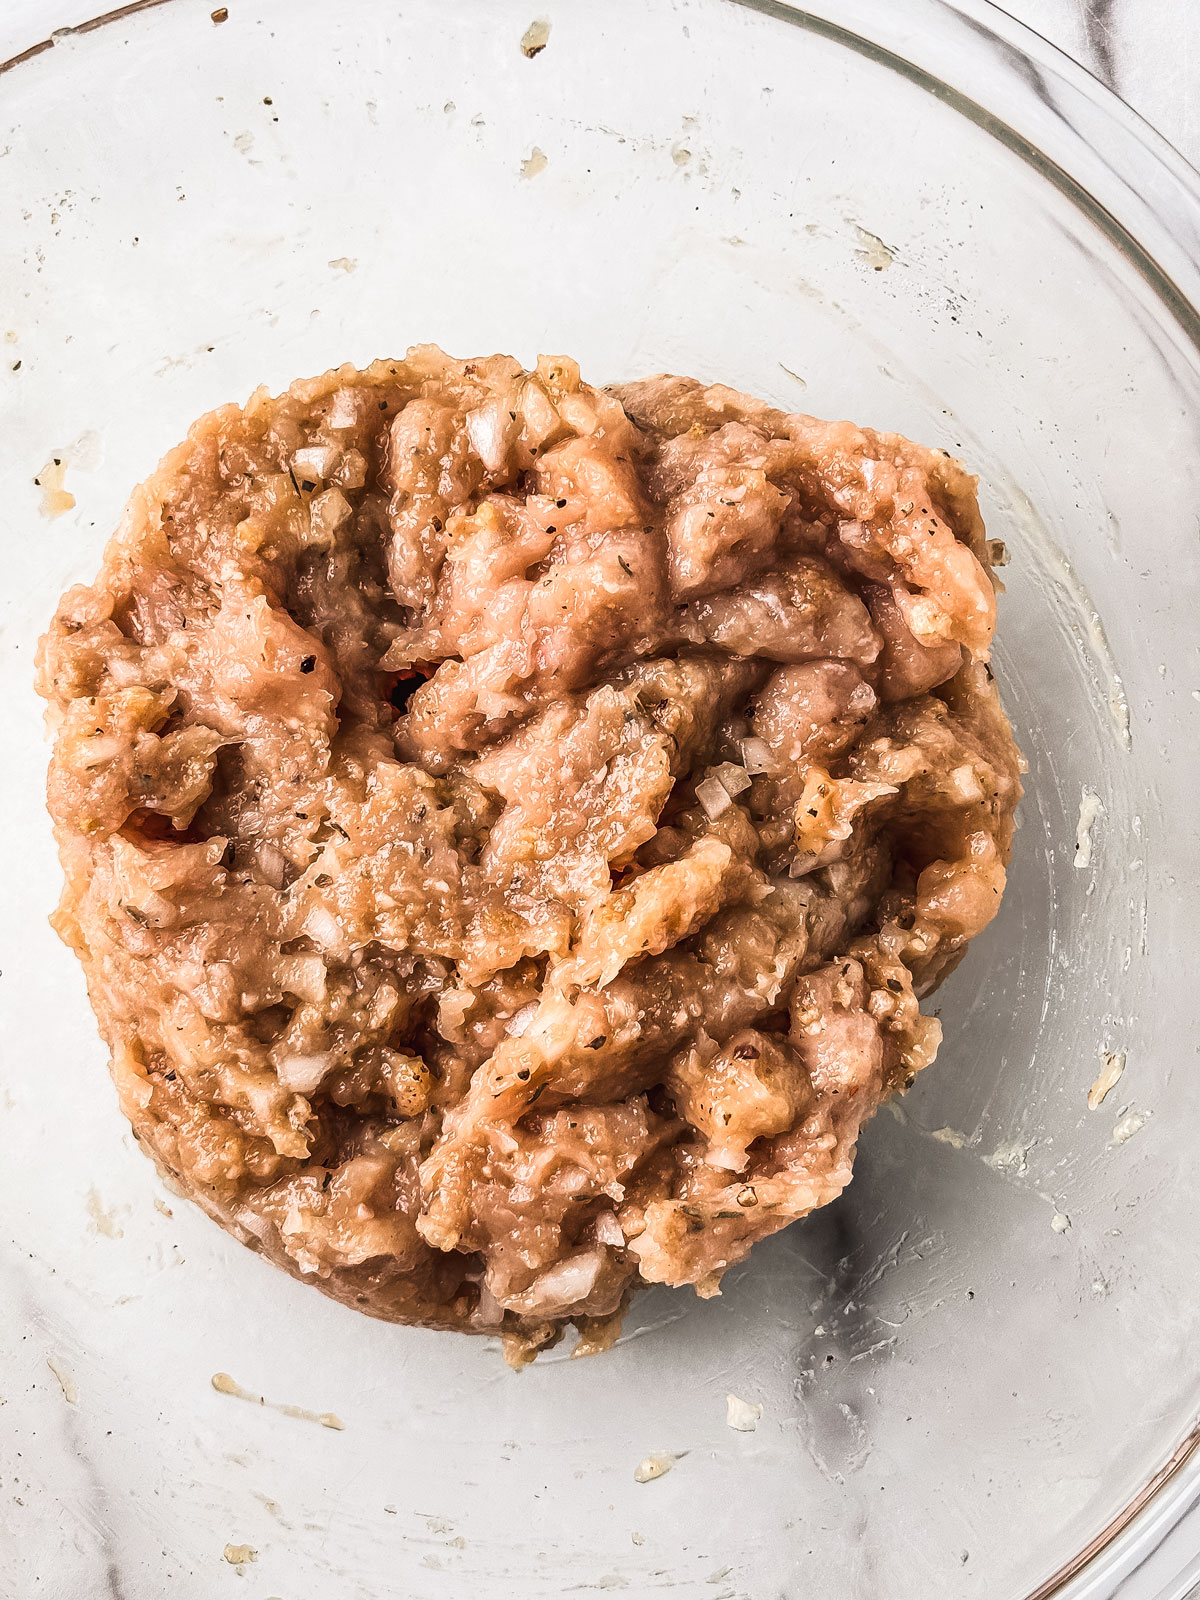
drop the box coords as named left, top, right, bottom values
left=211, top=6, right=228, bottom=21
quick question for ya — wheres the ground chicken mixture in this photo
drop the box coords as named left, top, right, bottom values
left=37, top=349, right=1021, bottom=1361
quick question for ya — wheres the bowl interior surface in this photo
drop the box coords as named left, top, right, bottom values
left=1, top=2, right=1198, bottom=1597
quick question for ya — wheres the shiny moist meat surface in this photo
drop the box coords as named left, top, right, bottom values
left=36, top=349, right=1022, bottom=1361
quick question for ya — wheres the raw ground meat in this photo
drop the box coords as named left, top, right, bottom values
left=37, top=348, right=1022, bottom=1363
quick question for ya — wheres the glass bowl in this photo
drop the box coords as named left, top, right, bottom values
left=1, top=2, right=1197, bottom=1596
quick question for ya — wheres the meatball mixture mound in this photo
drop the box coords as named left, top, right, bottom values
left=37, top=348, right=1021, bottom=1361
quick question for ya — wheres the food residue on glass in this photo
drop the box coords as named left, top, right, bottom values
left=725, top=1393, right=763, bottom=1432
left=211, top=1371, right=344, bottom=1430
left=986, top=1141, right=1031, bottom=1176
left=46, top=1354, right=78, bottom=1404
left=854, top=225, right=896, bottom=271
left=1074, top=788, right=1103, bottom=870
left=1111, top=1109, right=1148, bottom=1146
left=86, top=1187, right=125, bottom=1238
left=930, top=1126, right=968, bottom=1149
left=520, top=18, right=551, bottom=57
left=34, top=456, right=75, bottom=518
left=1088, top=1048, right=1126, bottom=1110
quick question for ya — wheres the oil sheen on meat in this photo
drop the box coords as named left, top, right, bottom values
left=37, top=349, right=1022, bottom=1362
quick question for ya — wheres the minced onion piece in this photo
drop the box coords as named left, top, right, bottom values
left=713, top=761, right=751, bottom=797
left=789, top=849, right=823, bottom=877
left=519, top=378, right=561, bottom=446
left=200, top=961, right=241, bottom=1016
left=476, top=1280, right=506, bottom=1327
left=81, top=735, right=123, bottom=767
left=257, top=844, right=288, bottom=888
left=121, top=887, right=175, bottom=923
left=696, top=775, right=733, bottom=818
left=275, top=1052, right=332, bottom=1094
left=946, top=763, right=985, bottom=803
left=505, top=1003, right=538, bottom=1038
left=593, top=1209, right=625, bottom=1248
left=105, top=655, right=147, bottom=688
left=476, top=689, right=525, bottom=720
left=303, top=905, right=344, bottom=953
left=489, top=1125, right=520, bottom=1156
left=291, top=444, right=340, bottom=484
left=848, top=681, right=877, bottom=716
left=325, top=389, right=359, bottom=429
left=334, top=448, right=367, bottom=490
left=466, top=400, right=516, bottom=474
left=277, top=954, right=327, bottom=1004
left=557, top=392, right=600, bottom=435
left=519, top=1249, right=604, bottom=1316
left=233, top=1205, right=275, bottom=1244
left=739, top=736, right=774, bottom=775
left=308, top=487, right=353, bottom=543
